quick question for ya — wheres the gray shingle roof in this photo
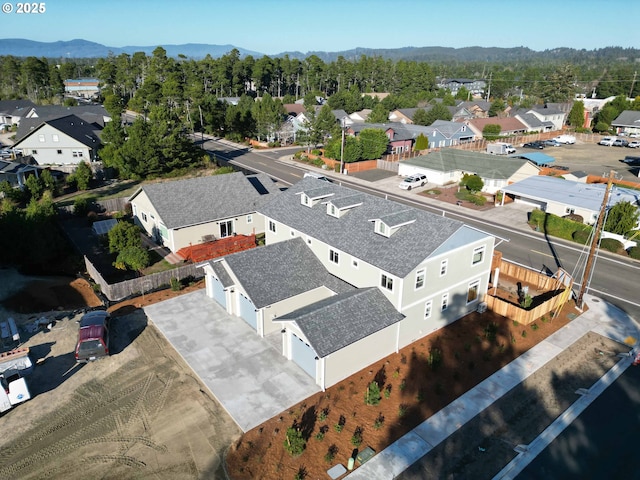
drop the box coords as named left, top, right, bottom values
left=401, top=149, right=536, bottom=179
left=279, top=287, right=404, bottom=358
left=612, top=110, right=640, bottom=127
left=14, top=114, right=102, bottom=147
left=131, top=172, right=280, bottom=230
left=260, top=178, right=464, bottom=278
left=218, top=237, right=354, bottom=309
left=210, top=261, right=234, bottom=288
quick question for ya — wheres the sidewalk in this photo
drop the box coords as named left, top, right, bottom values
left=345, top=293, right=638, bottom=479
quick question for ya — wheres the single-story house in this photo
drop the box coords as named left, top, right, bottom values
left=612, top=110, right=640, bottom=137
left=464, top=117, right=528, bottom=138
left=509, top=152, right=556, bottom=167
left=0, top=99, right=36, bottom=127
left=202, top=178, right=497, bottom=388
left=499, top=175, right=640, bottom=224
left=64, top=78, right=101, bottom=98
left=129, top=172, right=280, bottom=253
left=0, top=159, right=40, bottom=188
left=398, top=149, right=540, bottom=193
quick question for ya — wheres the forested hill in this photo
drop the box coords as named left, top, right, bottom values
left=0, top=38, right=638, bottom=63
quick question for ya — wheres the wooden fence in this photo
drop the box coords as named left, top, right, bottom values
left=85, top=256, right=204, bottom=302
left=58, top=197, right=128, bottom=215
left=484, top=260, right=573, bottom=325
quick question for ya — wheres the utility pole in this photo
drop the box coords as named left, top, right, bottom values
left=576, top=170, right=615, bottom=309
left=486, top=72, right=492, bottom=101
left=630, top=71, right=637, bottom=98
left=339, top=117, right=346, bottom=174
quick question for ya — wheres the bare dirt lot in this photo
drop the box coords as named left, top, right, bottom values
left=0, top=270, right=241, bottom=480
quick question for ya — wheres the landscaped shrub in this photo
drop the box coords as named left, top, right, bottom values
left=629, top=246, right=640, bottom=260
left=572, top=229, right=590, bottom=245
left=468, top=195, right=487, bottom=206
left=364, top=381, right=381, bottom=405
left=283, top=427, right=306, bottom=457
left=529, top=209, right=591, bottom=242
left=73, top=197, right=90, bottom=216
left=600, top=238, right=624, bottom=253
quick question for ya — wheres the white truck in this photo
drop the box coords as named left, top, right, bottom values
left=486, top=142, right=516, bottom=155
left=0, top=347, right=32, bottom=413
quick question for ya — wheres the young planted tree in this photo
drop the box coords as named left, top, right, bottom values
left=461, top=174, right=484, bottom=193
left=604, top=201, right=640, bottom=236
left=414, top=133, right=429, bottom=151
left=568, top=101, right=586, bottom=128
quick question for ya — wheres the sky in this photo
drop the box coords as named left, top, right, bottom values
left=1, top=0, right=639, bottom=55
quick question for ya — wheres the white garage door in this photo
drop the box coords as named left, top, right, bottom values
left=238, top=293, right=257, bottom=330
left=210, top=276, right=226, bottom=309
left=291, top=333, right=316, bottom=379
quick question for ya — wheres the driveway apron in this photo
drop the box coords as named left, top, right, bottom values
left=144, top=289, right=320, bottom=432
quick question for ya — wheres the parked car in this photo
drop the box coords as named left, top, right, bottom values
left=399, top=173, right=427, bottom=190
left=553, top=135, right=576, bottom=144
left=598, top=137, right=616, bottom=146
left=543, top=139, right=562, bottom=147
left=75, top=310, right=110, bottom=362
left=523, top=141, right=545, bottom=149
left=621, top=155, right=640, bottom=166
left=612, top=138, right=629, bottom=147
left=627, top=141, right=640, bottom=148
left=554, top=165, right=570, bottom=171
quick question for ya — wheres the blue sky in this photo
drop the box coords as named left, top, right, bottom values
left=2, top=0, right=639, bottom=54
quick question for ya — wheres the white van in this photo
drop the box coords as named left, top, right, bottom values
left=303, top=172, right=332, bottom=182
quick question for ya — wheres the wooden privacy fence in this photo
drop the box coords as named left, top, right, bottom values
left=85, top=256, right=204, bottom=302
left=484, top=260, right=573, bottom=325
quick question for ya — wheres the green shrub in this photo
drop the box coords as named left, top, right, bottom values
left=73, top=197, right=90, bottom=216
left=573, top=229, right=590, bottom=245
left=364, top=381, right=381, bottom=405
left=600, top=238, right=624, bottom=253
left=629, top=246, right=640, bottom=260
left=427, top=347, right=443, bottom=369
left=283, top=427, right=306, bottom=457
left=469, top=195, right=487, bottom=206
left=170, top=277, right=182, bottom=291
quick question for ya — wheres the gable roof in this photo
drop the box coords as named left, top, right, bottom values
left=217, top=237, right=354, bottom=308
left=260, top=178, right=467, bottom=278
left=401, top=148, right=537, bottom=179
left=466, top=116, right=527, bottom=134
left=0, top=99, right=36, bottom=116
left=348, top=121, right=468, bottom=142
left=13, top=114, right=103, bottom=147
left=279, top=287, right=404, bottom=358
left=612, top=110, right=640, bottom=128
left=130, top=171, right=280, bottom=230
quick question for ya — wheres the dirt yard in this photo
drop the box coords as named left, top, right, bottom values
left=0, top=270, right=241, bottom=480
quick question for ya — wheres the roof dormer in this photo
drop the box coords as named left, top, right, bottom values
left=298, top=186, right=334, bottom=207
left=324, top=194, right=364, bottom=218
left=372, top=210, right=417, bottom=237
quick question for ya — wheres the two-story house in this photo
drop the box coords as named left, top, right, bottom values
left=201, top=178, right=496, bottom=389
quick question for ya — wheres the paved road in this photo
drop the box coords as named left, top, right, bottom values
left=516, top=363, right=640, bottom=480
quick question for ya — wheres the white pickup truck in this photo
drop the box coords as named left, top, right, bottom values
left=0, top=347, right=33, bottom=413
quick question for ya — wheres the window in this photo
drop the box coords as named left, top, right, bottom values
left=220, top=220, right=233, bottom=238
left=72, top=150, right=83, bottom=158
left=268, top=220, right=276, bottom=233
left=377, top=222, right=387, bottom=235
left=328, top=204, right=337, bottom=217
left=57, top=149, right=62, bottom=155
left=246, top=214, right=253, bottom=224
left=329, top=249, right=339, bottom=265
left=467, top=280, right=480, bottom=304
left=141, top=212, right=148, bottom=222
left=415, top=268, right=425, bottom=290
left=352, top=258, right=359, bottom=269
left=306, top=237, right=312, bottom=245
left=31, top=149, right=38, bottom=155
left=440, top=259, right=448, bottom=277
left=52, top=134, right=59, bottom=142
left=424, top=300, right=433, bottom=319
left=441, top=293, right=449, bottom=311
left=381, top=273, right=393, bottom=291
left=302, top=194, right=309, bottom=206
left=38, top=134, right=45, bottom=142
left=565, top=207, right=575, bottom=214
left=472, top=246, right=485, bottom=265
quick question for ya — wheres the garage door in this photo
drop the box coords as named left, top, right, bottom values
left=238, top=293, right=257, bottom=330
left=291, top=333, right=316, bottom=379
left=514, top=196, right=546, bottom=210
left=210, top=276, right=226, bottom=309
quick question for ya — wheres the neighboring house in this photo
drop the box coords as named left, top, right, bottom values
left=464, top=117, right=528, bottom=138
left=11, top=115, right=102, bottom=165
left=388, top=108, right=420, bottom=124
left=398, top=149, right=540, bottom=193
left=563, top=171, right=589, bottom=183
left=21, top=104, right=111, bottom=128
left=0, top=99, right=36, bottom=127
left=202, top=177, right=496, bottom=388
left=64, top=78, right=101, bottom=98
left=347, top=120, right=474, bottom=155
left=456, top=100, right=492, bottom=118
left=512, top=110, right=553, bottom=132
left=438, top=78, right=487, bottom=97
left=129, top=172, right=280, bottom=253
left=612, top=110, right=640, bottom=137
left=348, top=109, right=372, bottom=123
left=499, top=176, right=640, bottom=224
left=0, top=159, right=40, bottom=188
left=525, top=105, right=567, bottom=131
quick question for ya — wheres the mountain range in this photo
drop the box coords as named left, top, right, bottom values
left=0, top=38, right=638, bottom=63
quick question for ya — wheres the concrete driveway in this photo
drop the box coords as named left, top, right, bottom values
left=144, top=290, right=320, bottom=432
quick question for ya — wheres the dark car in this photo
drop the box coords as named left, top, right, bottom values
left=75, top=310, right=110, bottom=362
left=523, top=141, right=545, bottom=149
left=543, top=139, right=562, bottom=147
left=621, top=155, right=640, bottom=166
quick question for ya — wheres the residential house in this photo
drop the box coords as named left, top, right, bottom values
left=21, top=104, right=111, bottom=128
left=347, top=120, right=474, bottom=155
left=524, top=105, right=567, bottom=131
left=348, top=109, right=372, bottom=123
left=612, top=110, right=640, bottom=137
left=0, top=159, right=40, bottom=188
left=388, top=108, right=420, bottom=124
left=0, top=99, right=36, bottom=128
left=438, top=78, right=487, bottom=97
left=398, top=149, right=540, bottom=193
left=511, top=109, right=553, bottom=133
left=464, top=117, right=528, bottom=138
left=64, top=78, right=101, bottom=98
left=499, top=176, right=640, bottom=224
left=11, top=114, right=102, bottom=166
left=201, top=177, right=496, bottom=388
left=129, top=172, right=280, bottom=253
left=455, top=100, right=492, bottom=118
